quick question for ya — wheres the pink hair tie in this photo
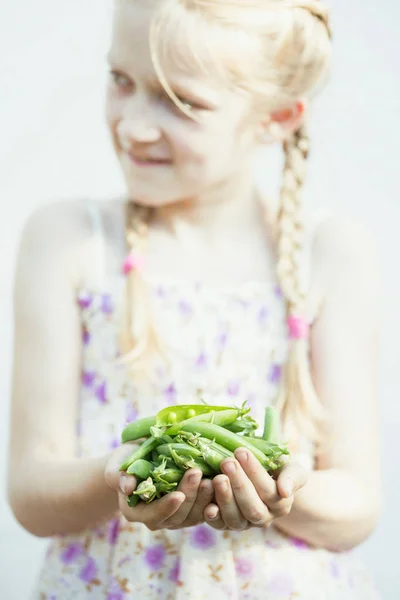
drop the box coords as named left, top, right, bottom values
left=287, top=315, right=310, bottom=340
left=122, top=253, right=145, bottom=275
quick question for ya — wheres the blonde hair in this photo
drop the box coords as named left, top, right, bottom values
left=118, top=0, right=332, bottom=447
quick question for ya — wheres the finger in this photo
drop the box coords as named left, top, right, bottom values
left=233, top=449, right=292, bottom=519
left=213, top=474, right=248, bottom=530
left=220, top=459, right=270, bottom=527
left=276, top=461, right=309, bottom=499
left=204, top=503, right=226, bottom=530
left=163, top=469, right=203, bottom=528
left=233, top=449, right=280, bottom=500
left=104, top=444, right=138, bottom=492
left=174, top=477, right=215, bottom=529
left=119, top=491, right=186, bottom=529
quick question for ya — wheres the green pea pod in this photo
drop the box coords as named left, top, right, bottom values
left=120, top=437, right=160, bottom=472
left=156, top=443, right=203, bottom=460
left=155, top=404, right=241, bottom=428
left=121, top=415, right=157, bottom=443
left=126, top=493, right=140, bottom=508
left=133, top=477, right=157, bottom=502
left=262, top=407, right=280, bottom=444
left=224, top=416, right=258, bottom=435
left=152, top=466, right=185, bottom=484
left=196, top=438, right=234, bottom=473
left=179, top=422, right=277, bottom=470
left=126, top=459, right=153, bottom=479
left=241, top=437, right=289, bottom=457
left=165, top=408, right=244, bottom=436
left=182, top=456, right=215, bottom=477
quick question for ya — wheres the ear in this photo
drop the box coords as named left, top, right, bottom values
left=260, top=100, right=307, bottom=143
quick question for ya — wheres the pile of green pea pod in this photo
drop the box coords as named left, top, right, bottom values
left=119, top=402, right=290, bottom=507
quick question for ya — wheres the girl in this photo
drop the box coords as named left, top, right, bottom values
left=8, top=0, right=382, bottom=598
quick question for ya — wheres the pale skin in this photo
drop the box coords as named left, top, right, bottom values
left=8, top=0, right=381, bottom=551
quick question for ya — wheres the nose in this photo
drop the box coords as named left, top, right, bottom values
left=117, top=95, right=161, bottom=146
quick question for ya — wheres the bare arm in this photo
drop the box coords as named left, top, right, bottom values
left=7, top=202, right=118, bottom=537
left=274, top=217, right=382, bottom=551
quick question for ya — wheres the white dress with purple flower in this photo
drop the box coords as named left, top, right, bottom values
left=32, top=201, right=380, bottom=600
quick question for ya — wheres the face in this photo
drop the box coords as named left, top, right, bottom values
left=106, top=0, right=262, bottom=206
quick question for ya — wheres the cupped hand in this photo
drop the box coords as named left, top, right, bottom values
left=204, top=447, right=308, bottom=531
left=104, top=444, right=214, bottom=531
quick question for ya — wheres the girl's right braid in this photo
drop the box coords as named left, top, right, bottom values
left=119, top=201, right=156, bottom=367
left=275, top=125, right=328, bottom=448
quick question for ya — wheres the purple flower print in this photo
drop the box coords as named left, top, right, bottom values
left=125, top=403, right=138, bottom=423
left=195, top=353, right=207, bottom=368
left=330, top=560, right=341, bottom=579
left=77, top=291, right=93, bottom=309
left=268, top=364, right=282, bottom=384
left=178, top=300, right=192, bottom=316
left=95, top=381, right=108, bottom=404
left=108, top=593, right=125, bottom=600
left=245, top=393, right=256, bottom=411
left=144, top=544, right=166, bottom=570
left=190, top=525, right=216, bottom=550
left=82, top=370, right=96, bottom=388
left=234, top=557, right=254, bottom=579
left=216, top=331, right=228, bottom=350
left=291, top=536, right=308, bottom=550
left=164, top=383, right=177, bottom=405
left=60, top=543, right=84, bottom=564
left=109, top=437, right=120, bottom=450
left=227, top=380, right=240, bottom=396
left=108, top=519, right=120, bottom=545
left=274, top=285, right=283, bottom=299
left=107, top=577, right=127, bottom=600
left=257, top=306, right=269, bottom=324
left=156, top=286, right=167, bottom=298
left=168, top=558, right=181, bottom=583
left=101, top=294, right=113, bottom=315
left=82, top=329, right=91, bottom=345
left=79, top=556, right=98, bottom=583
left=267, top=572, right=294, bottom=596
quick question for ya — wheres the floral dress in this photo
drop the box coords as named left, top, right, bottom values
left=33, top=200, right=380, bottom=600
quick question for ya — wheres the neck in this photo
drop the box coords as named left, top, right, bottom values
left=153, top=171, right=263, bottom=238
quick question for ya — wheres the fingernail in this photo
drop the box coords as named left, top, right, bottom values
left=189, top=471, right=201, bottom=484
left=223, top=460, right=236, bottom=474
left=217, top=479, right=229, bottom=492
left=119, top=475, right=127, bottom=495
left=208, top=509, right=218, bottom=519
left=236, top=450, right=248, bottom=463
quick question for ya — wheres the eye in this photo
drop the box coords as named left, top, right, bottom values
left=109, top=70, right=134, bottom=92
left=175, top=95, right=207, bottom=112
left=161, top=92, right=208, bottom=117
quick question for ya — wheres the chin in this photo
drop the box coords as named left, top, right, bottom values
left=123, top=183, right=185, bottom=208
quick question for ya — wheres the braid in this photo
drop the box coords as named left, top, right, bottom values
left=277, top=126, right=309, bottom=309
left=275, top=126, right=328, bottom=449
left=118, top=202, right=160, bottom=368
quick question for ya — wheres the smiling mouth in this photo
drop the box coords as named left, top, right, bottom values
left=126, top=151, right=172, bottom=167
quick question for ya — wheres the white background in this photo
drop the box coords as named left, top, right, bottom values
left=0, top=1, right=399, bottom=598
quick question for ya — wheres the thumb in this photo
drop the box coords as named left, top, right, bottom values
left=104, top=443, right=138, bottom=495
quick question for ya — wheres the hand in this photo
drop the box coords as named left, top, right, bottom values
left=203, top=448, right=308, bottom=531
left=104, top=444, right=215, bottom=531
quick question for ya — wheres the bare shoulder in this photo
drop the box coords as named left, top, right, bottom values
left=309, top=214, right=382, bottom=329
left=16, top=199, right=100, bottom=288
